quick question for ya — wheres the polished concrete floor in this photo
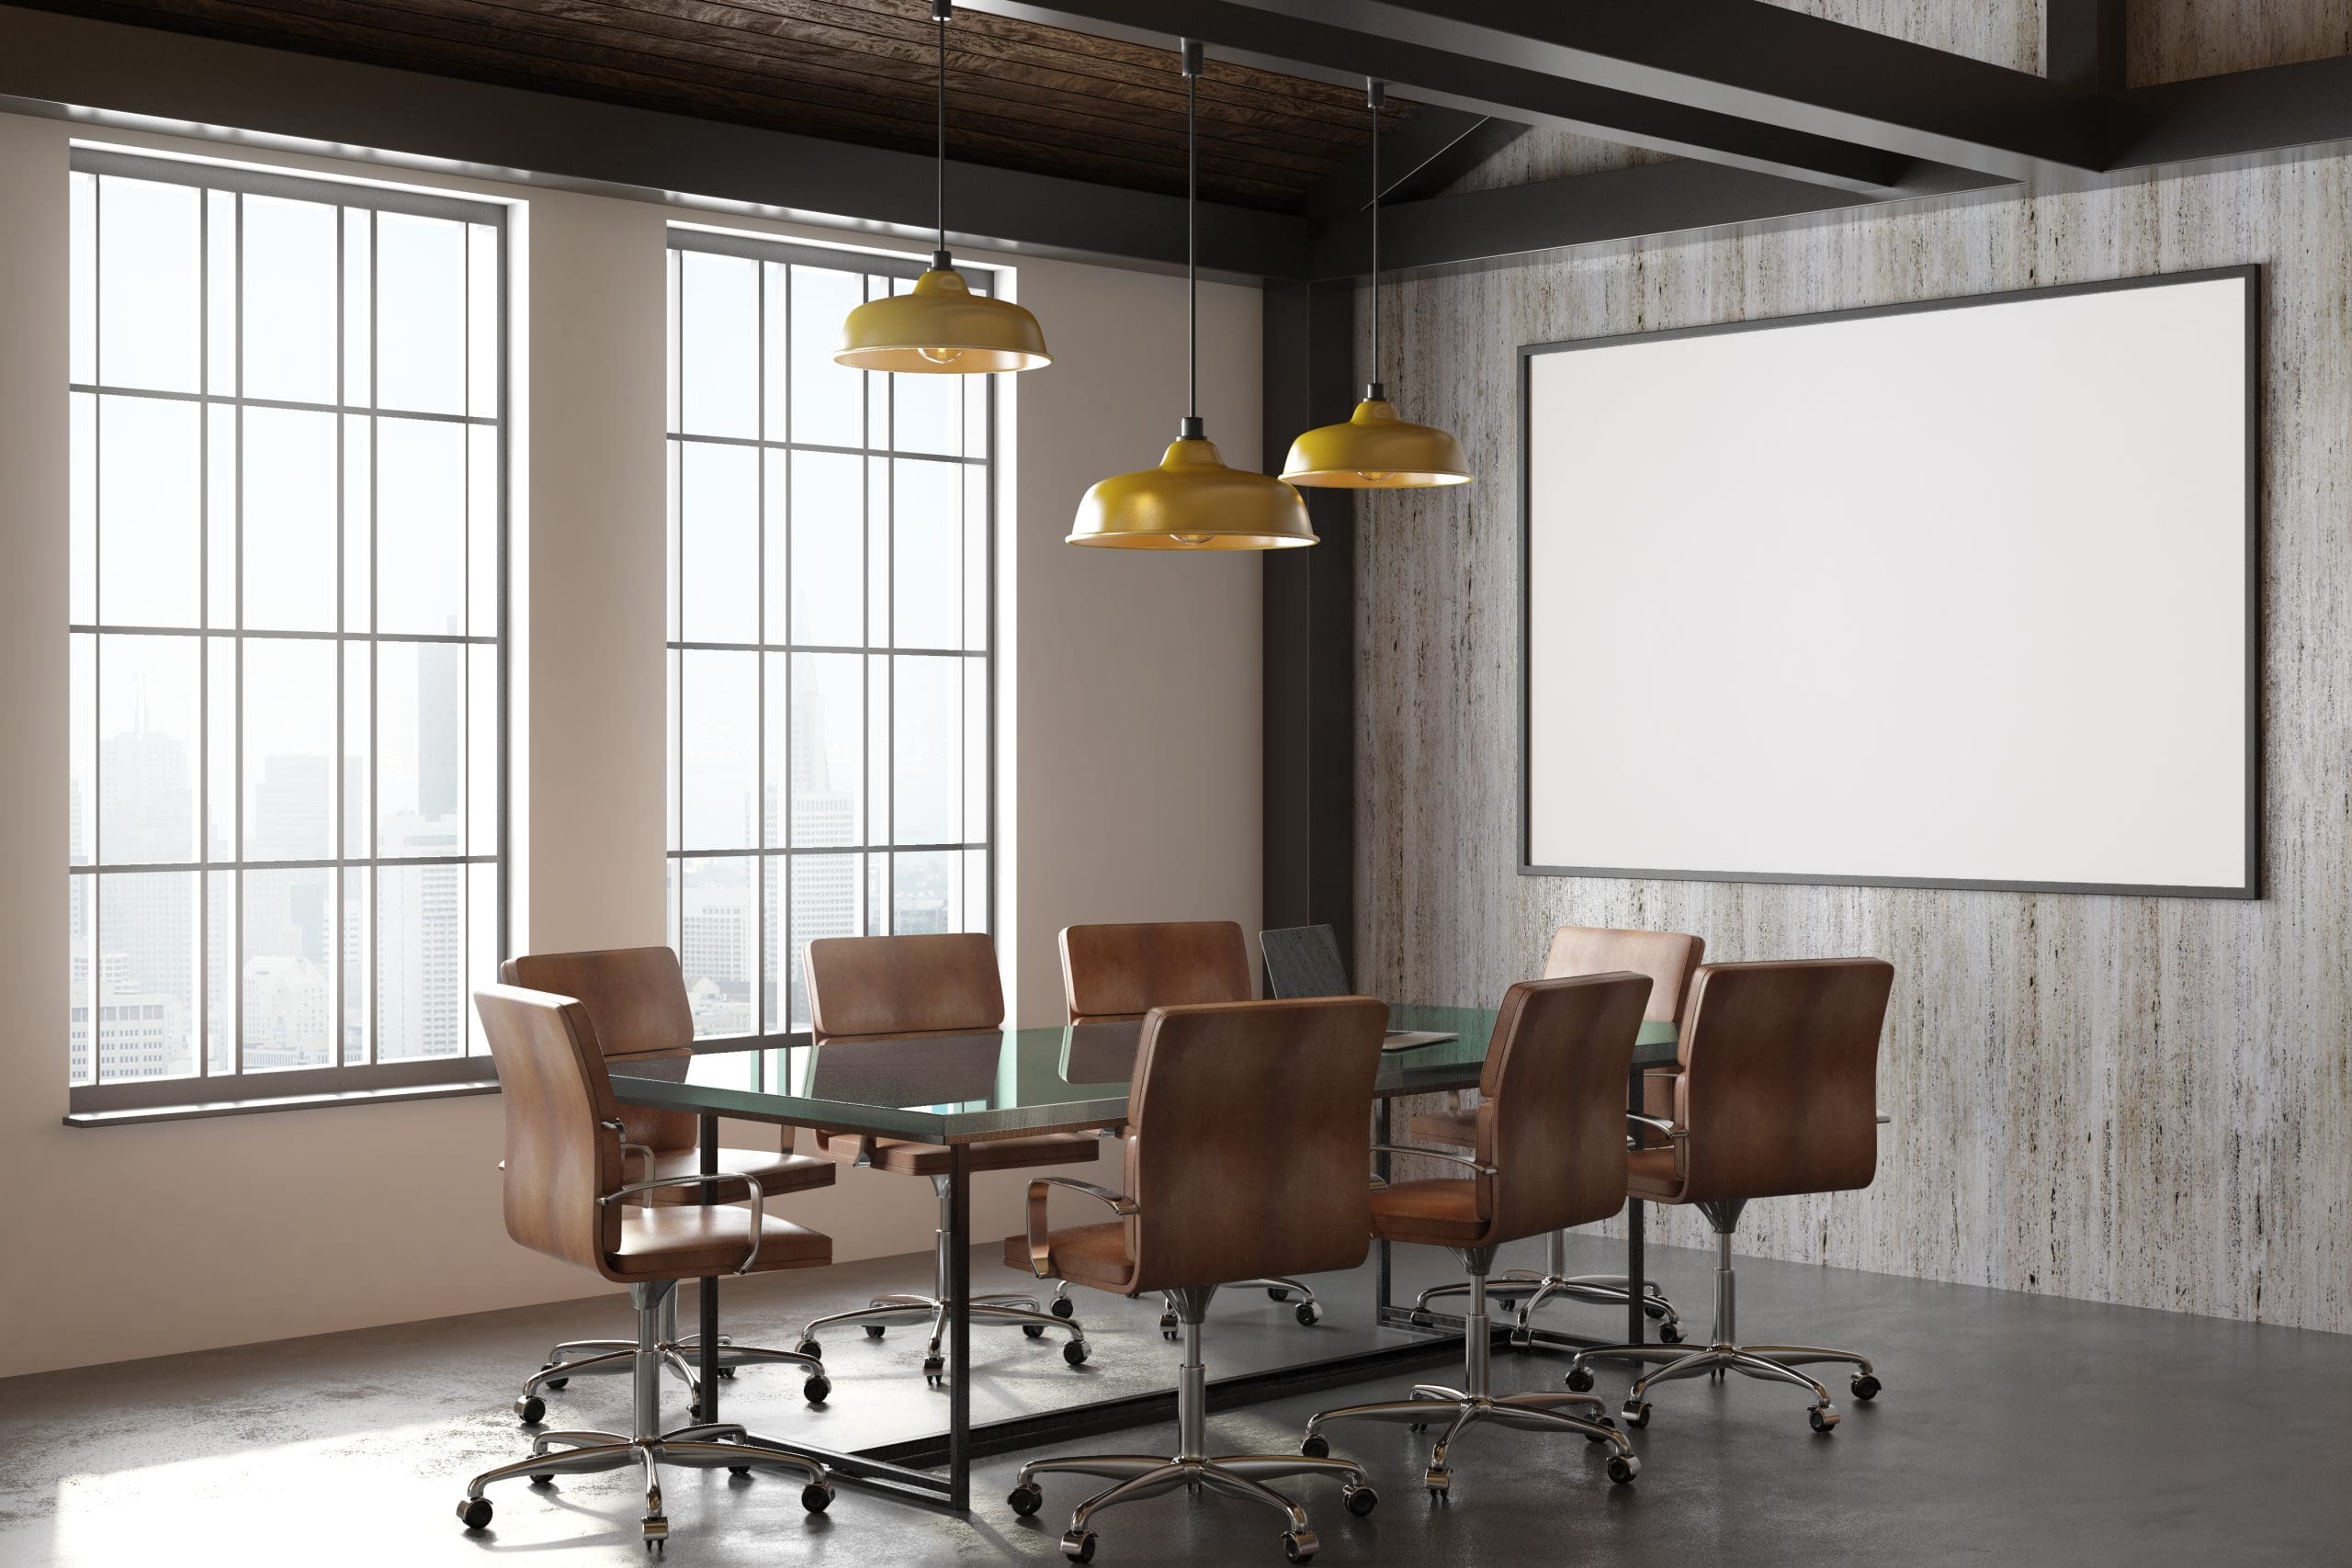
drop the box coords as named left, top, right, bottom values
left=2, top=1232, right=2345, bottom=1567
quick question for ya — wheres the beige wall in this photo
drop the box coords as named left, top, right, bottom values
left=0, top=113, right=1264, bottom=1377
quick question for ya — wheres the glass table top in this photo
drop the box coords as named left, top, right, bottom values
left=608, top=1004, right=1679, bottom=1145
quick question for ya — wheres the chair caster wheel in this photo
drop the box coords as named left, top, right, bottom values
left=458, top=1497, right=493, bottom=1530
left=1023, top=1322, right=1046, bottom=1338
left=1266, top=1287, right=1292, bottom=1303
left=1062, top=1529, right=1097, bottom=1563
left=801, top=1483, right=833, bottom=1513
left=804, top=1373, right=832, bottom=1404
left=1424, top=1467, right=1450, bottom=1498
left=1809, top=1404, right=1840, bottom=1433
left=1343, top=1483, right=1377, bottom=1517
left=1063, top=1338, right=1091, bottom=1367
left=1009, top=1481, right=1044, bottom=1517
left=1584, top=1415, right=1617, bottom=1443
left=922, top=1356, right=945, bottom=1385
left=1606, top=1453, right=1641, bottom=1484
left=1050, top=1297, right=1075, bottom=1319
left=1158, top=1312, right=1178, bottom=1336
left=537, top=1365, right=569, bottom=1392
left=1283, top=1528, right=1319, bottom=1562
left=641, top=1516, right=668, bottom=1546
left=530, top=1472, right=554, bottom=1485
left=687, top=1404, right=705, bottom=1423
left=1508, top=1328, right=1532, bottom=1353
left=1299, top=1433, right=1329, bottom=1459
left=1294, top=1301, right=1322, bottom=1327
left=1850, top=1374, right=1880, bottom=1402
left=1565, top=1366, right=1596, bottom=1393
left=865, top=1325, right=888, bottom=1340
left=514, top=1394, right=546, bottom=1425
left=1657, top=1321, right=1685, bottom=1344
left=728, top=1465, right=751, bottom=1478
left=1621, top=1400, right=1651, bottom=1428
left=716, top=1366, right=736, bottom=1380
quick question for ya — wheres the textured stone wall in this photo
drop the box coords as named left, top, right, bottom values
left=1354, top=150, right=2352, bottom=1332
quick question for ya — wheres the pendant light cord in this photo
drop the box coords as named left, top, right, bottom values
left=1186, top=40, right=1200, bottom=423
left=1369, top=78, right=1385, bottom=398
left=935, top=0, right=949, bottom=261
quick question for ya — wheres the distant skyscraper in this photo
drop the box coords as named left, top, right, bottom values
left=378, top=811, right=463, bottom=1059
left=96, top=718, right=195, bottom=1077
left=419, top=636, right=461, bottom=820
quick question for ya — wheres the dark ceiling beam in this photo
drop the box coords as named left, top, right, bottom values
left=0, top=4, right=1307, bottom=278
left=1000, top=0, right=2114, bottom=183
left=2110, top=52, right=2352, bottom=171
left=1300, top=105, right=1524, bottom=221
left=1309, top=159, right=2014, bottom=280
left=976, top=0, right=1945, bottom=196
left=2045, top=0, right=2126, bottom=96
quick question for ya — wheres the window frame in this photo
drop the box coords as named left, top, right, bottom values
left=65, top=149, right=510, bottom=1120
left=663, top=226, right=999, bottom=1064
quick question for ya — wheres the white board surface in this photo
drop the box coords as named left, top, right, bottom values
left=1522, top=270, right=2255, bottom=897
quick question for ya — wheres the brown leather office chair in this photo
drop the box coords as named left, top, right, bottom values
left=1003, top=997, right=1389, bottom=1564
left=1562, top=957, right=1894, bottom=1435
left=1058, top=920, right=1325, bottom=1333
left=501, top=947, right=837, bottom=1421
left=793, top=931, right=1095, bottom=1382
left=458, top=985, right=834, bottom=1547
left=1410, top=924, right=1703, bottom=1345
left=1300, top=975, right=1647, bottom=1496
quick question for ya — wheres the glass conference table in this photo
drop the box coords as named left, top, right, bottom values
left=609, top=1004, right=1679, bottom=1510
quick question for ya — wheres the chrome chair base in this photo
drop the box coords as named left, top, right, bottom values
left=1305, top=1257, right=1639, bottom=1495
left=523, top=1292, right=828, bottom=1421
left=1564, top=1208, right=1879, bottom=1434
left=1155, top=1277, right=1320, bottom=1338
left=1010, top=1289, right=1372, bottom=1563
left=461, top=1282, right=833, bottom=1551
left=1410, top=1229, right=1682, bottom=1345
left=796, top=1178, right=1088, bottom=1382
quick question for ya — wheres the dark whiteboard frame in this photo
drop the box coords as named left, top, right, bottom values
left=1516, top=265, right=2263, bottom=900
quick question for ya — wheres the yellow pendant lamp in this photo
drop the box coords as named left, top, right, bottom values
left=1283, top=80, right=1471, bottom=489
left=835, top=0, right=1050, bottom=374
left=1069, top=39, right=1316, bottom=550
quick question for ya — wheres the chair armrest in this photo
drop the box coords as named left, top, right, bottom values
left=1023, top=1178, right=1138, bottom=1281
left=1368, top=1143, right=1498, bottom=1179
left=1624, top=1112, right=1689, bottom=1147
left=597, top=1119, right=658, bottom=1186
left=598, top=1170, right=769, bottom=1275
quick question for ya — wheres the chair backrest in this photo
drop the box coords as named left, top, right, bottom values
left=1473, top=973, right=1650, bottom=1241
left=1058, top=921, right=1253, bottom=1024
left=1122, top=996, right=1387, bottom=1293
left=474, top=984, right=624, bottom=1274
left=1259, top=924, right=1353, bottom=999
left=805, top=931, right=1003, bottom=1043
left=503, top=947, right=697, bottom=1150
left=1676, top=958, right=1894, bottom=1202
left=1544, top=926, right=1706, bottom=1024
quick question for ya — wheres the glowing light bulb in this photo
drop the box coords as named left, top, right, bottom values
left=1170, top=534, right=1212, bottom=546
left=918, top=346, right=967, bottom=366
left=1356, top=470, right=1396, bottom=483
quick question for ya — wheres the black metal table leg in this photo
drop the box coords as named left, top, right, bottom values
left=698, top=1112, right=720, bottom=1420
left=1625, top=1066, right=1645, bottom=1347
left=946, top=1143, right=971, bottom=1512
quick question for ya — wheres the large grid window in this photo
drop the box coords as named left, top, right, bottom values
left=666, top=230, right=992, bottom=1043
left=67, top=151, right=506, bottom=1111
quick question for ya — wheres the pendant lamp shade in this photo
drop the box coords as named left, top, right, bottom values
left=1067, top=38, right=1315, bottom=553
left=835, top=262, right=1051, bottom=374
left=1280, top=78, right=1470, bottom=490
left=1069, top=423, right=1317, bottom=549
left=832, top=1, right=1049, bottom=375
left=1282, top=390, right=1472, bottom=488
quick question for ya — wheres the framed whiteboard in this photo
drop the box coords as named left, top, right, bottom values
left=1519, top=267, right=2259, bottom=899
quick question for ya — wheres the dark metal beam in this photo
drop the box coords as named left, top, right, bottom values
left=1310, top=158, right=2015, bottom=280
left=1261, top=279, right=1357, bottom=964
left=0, top=3, right=1307, bottom=278
left=984, top=0, right=1945, bottom=195
left=1302, top=105, right=1525, bottom=222
left=2112, top=52, right=2352, bottom=171
left=2046, top=0, right=2126, bottom=96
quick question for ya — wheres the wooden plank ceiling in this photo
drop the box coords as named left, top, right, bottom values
left=40, top=0, right=1415, bottom=210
